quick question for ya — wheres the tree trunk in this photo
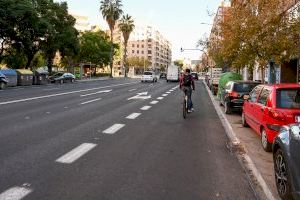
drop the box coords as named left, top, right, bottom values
left=110, top=29, right=114, bottom=78
left=47, top=56, right=53, bottom=74
left=124, top=40, right=127, bottom=77
left=25, top=53, right=35, bottom=70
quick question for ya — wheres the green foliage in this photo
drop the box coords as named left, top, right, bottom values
left=79, top=31, right=111, bottom=67
left=174, top=60, right=184, bottom=68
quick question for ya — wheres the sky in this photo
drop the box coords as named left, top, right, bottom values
left=60, top=0, right=222, bottom=61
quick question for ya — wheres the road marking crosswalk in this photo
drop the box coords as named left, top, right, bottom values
left=0, top=186, right=32, bottom=200
left=126, top=113, right=141, bottom=119
left=103, top=124, right=125, bottom=134
left=56, top=143, right=97, bottom=164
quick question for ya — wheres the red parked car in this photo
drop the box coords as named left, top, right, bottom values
left=242, top=84, right=300, bottom=152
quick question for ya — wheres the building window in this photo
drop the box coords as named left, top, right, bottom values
left=137, top=44, right=139, bottom=48
left=141, top=51, right=144, bottom=54
left=148, top=50, right=152, bottom=54
left=132, top=50, right=135, bottom=53
left=132, top=44, right=135, bottom=47
left=142, top=45, right=144, bottom=48
left=137, top=50, right=139, bottom=54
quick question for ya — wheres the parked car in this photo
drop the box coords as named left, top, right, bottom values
left=49, top=72, right=75, bottom=84
left=0, top=72, right=8, bottom=89
left=141, top=71, right=157, bottom=82
left=191, top=72, right=199, bottom=80
left=220, top=81, right=260, bottom=114
left=160, top=72, right=167, bottom=79
left=273, top=124, right=300, bottom=200
left=243, top=84, right=300, bottom=152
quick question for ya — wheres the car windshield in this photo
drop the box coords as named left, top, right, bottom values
left=144, top=72, right=153, bottom=75
left=277, top=89, right=300, bottom=109
left=53, top=73, right=63, bottom=77
left=233, top=83, right=259, bottom=93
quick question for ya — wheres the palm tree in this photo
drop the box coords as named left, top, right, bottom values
left=118, top=14, right=135, bottom=77
left=100, top=0, right=123, bottom=78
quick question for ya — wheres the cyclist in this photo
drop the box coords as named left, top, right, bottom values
left=180, top=68, right=195, bottom=113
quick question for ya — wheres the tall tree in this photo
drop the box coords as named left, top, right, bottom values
left=100, top=0, right=123, bottom=78
left=118, top=14, right=135, bottom=77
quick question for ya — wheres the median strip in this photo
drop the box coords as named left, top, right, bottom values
left=56, top=143, right=97, bottom=164
left=0, top=186, right=32, bottom=200
left=103, top=124, right=125, bottom=134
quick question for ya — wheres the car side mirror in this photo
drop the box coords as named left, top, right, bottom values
left=244, top=95, right=250, bottom=101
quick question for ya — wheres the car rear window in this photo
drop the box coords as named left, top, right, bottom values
left=277, top=89, right=300, bottom=109
left=144, top=72, right=153, bottom=75
left=233, top=83, right=259, bottom=93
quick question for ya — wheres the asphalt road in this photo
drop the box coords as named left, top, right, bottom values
left=0, top=78, right=257, bottom=200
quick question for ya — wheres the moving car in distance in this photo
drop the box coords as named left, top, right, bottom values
left=243, top=84, right=300, bottom=152
left=220, top=81, right=260, bottom=114
left=166, top=64, right=179, bottom=82
left=191, top=72, right=199, bottom=80
left=141, top=71, right=157, bottom=82
left=49, top=72, right=75, bottom=84
left=0, top=72, right=8, bottom=90
left=273, top=124, right=300, bottom=200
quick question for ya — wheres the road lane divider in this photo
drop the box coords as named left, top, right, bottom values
left=128, top=88, right=137, bottom=92
left=0, top=185, right=32, bottom=200
left=56, top=143, right=97, bottom=164
left=162, top=94, right=168, bottom=97
left=166, top=92, right=171, bottom=94
left=0, top=82, right=138, bottom=106
left=150, top=101, right=159, bottom=105
left=126, top=113, right=141, bottom=120
left=80, top=98, right=102, bottom=105
left=103, top=124, right=125, bottom=134
left=80, top=90, right=112, bottom=97
left=140, top=106, right=151, bottom=111
left=157, top=97, right=164, bottom=100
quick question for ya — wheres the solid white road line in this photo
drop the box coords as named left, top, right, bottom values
left=0, top=82, right=138, bottom=106
left=126, top=113, right=141, bottom=119
left=103, top=124, right=125, bottom=134
left=140, top=106, right=151, bottom=110
left=128, top=88, right=137, bottom=92
left=150, top=100, right=159, bottom=105
left=80, top=90, right=112, bottom=97
left=157, top=97, right=164, bottom=100
left=56, top=143, right=97, bottom=164
left=80, top=98, right=101, bottom=105
left=162, top=94, right=168, bottom=97
left=0, top=186, right=32, bottom=200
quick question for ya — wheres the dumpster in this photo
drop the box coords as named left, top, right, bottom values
left=217, top=72, right=242, bottom=98
left=16, top=69, right=33, bottom=86
left=0, top=69, right=17, bottom=87
left=33, top=69, right=49, bottom=85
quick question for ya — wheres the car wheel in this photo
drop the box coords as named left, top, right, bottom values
left=71, top=78, right=75, bottom=83
left=0, top=82, right=6, bottom=90
left=224, top=102, right=232, bottom=114
left=242, top=112, right=248, bottom=127
left=274, top=149, right=293, bottom=200
left=261, top=128, right=272, bottom=152
left=166, top=80, right=169, bottom=82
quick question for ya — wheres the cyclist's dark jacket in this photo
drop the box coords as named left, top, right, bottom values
left=180, top=74, right=195, bottom=90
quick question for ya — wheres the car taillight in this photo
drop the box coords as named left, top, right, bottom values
left=268, top=109, right=286, bottom=121
left=229, top=91, right=239, bottom=98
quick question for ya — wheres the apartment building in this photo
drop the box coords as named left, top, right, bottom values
left=127, top=25, right=172, bottom=70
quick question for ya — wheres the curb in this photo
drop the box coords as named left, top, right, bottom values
left=203, top=80, right=277, bottom=200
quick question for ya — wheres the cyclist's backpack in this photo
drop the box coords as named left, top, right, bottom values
left=183, top=74, right=191, bottom=86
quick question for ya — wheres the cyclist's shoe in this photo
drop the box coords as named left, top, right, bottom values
left=191, top=108, right=195, bottom=112
left=187, top=109, right=192, bottom=113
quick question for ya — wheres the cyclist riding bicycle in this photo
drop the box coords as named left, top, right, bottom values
left=180, top=68, right=195, bottom=113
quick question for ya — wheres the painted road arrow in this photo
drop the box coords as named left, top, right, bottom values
left=128, top=92, right=151, bottom=100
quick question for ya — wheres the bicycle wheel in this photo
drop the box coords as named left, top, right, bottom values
left=183, top=99, right=187, bottom=119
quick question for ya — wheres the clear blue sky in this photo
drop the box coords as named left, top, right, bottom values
left=61, top=0, right=222, bottom=61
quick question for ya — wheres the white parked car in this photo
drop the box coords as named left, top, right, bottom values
left=141, top=71, right=157, bottom=82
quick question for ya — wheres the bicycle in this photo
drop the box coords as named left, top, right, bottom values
left=183, top=90, right=188, bottom=119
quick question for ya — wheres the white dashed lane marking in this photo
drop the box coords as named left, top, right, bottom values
left=166, top=92, right=171, bottom=94
left=140, top=106, right=151, bottom=110
left=157, top=97, right=164, bottom=100
left=162, top=94, right=168, bottom=97
left=55, top=143, right=97, bottom=164
left=80, top=98, right=101, bottom=105
left=0, top=185, right=32, bottom=200
left=80, top=90, right=112, bottom=97
left=103, top=124, right=125, bottom=134
left=128, top=88, right=137, bottom=92
left=150, top=101, right=159, bottom=105
left=126, top=113, right=141, bottom=119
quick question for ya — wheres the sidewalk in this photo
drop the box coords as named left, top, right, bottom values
left=203, top=81, right=280, bottom=200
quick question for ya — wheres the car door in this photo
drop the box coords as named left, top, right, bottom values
left=244, top=85, right=264, bottom=130
left=252, top=87, right=272, bottom=133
